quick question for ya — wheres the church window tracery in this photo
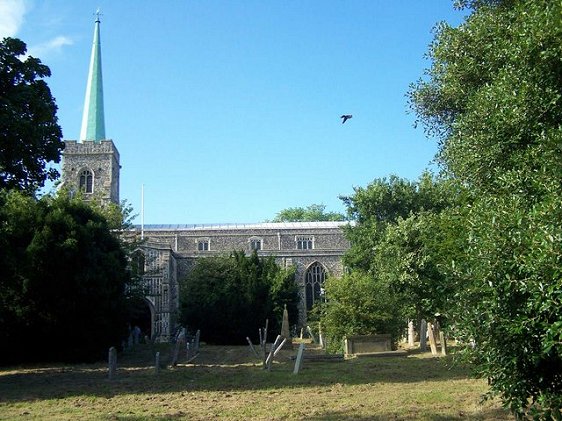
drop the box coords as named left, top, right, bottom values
left=305, top=262, right=326, bottom=311
left=79, top=169, right=94, bottom=193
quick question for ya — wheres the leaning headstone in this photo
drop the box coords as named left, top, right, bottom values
left=293, top=343, right=305, bottom=375
left=408, top=320, right=415, bottom=347
left=108, top=347, right=117, bottom=380
left=419, top=319, right=427, bottom=352
left=266, top=335, right=287, bottom=371
left=306, top=326, right=317, bottom=343
left=427, top=322, right=438, bottom=356
left=155, top=352, right=160, bottom=375
left=265, top=335, right=282, bottom=370
left=246, top=337, right=259, bottom=358
left=440, top=332, right=448, bottom=356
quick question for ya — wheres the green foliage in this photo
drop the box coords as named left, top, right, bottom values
left=0, top=38, right=64, bottom=193
left=179, top=251, right=298, bottom=345
left=271, top=203, right=345, bottom=222
left=0, top=190, right=131, bottom=363
left=409, top=1, right=562, bottom=417
left=319, top=272, right=405, bottom=353
left=319, top=173, right=456, bottom=349
left=341, top=172, right=453, bottom=273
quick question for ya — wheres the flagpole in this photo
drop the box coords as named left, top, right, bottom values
left=141, top=184, right=144, bottom=240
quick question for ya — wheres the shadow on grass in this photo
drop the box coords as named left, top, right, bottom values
left=307, top=407, right=510, bottom=421
left=0, top=344, right=478, bottom=404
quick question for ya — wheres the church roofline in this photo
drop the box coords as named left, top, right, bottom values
left=134, top=221, right=354, bottom=231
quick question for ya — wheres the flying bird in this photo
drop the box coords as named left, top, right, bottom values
left=340, top=114, right=352, bottom=124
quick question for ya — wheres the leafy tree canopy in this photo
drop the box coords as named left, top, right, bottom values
left=318, top=172, right=459, bottom=352
left=179, top=251, right=299, bottom=345
left=0, top=190, right=131, bottom=363
left=271, top=203, right=345, bottom=222
left=341, top=172, right=455, bottom=273
left=410, top=1, right=562, bottom=417
left=0, top=38, right=64, bottom=193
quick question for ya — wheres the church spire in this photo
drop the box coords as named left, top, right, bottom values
left=79, top=11, right=105, bottom=143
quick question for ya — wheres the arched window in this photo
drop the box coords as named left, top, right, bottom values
left=79, top=169, right=94, bottom=193
left=305, top=262, right=326, bottom=311
left=130, top=249, right=146, bottom=278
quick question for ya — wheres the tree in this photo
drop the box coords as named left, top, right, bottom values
left=0, top=190, right=131, bottom=363
left=328, top=173, right=461, bottom=342
left=410, top=1, right=562, bottom=417
left=318, top=272, right=406, bottom=353
left=179, top=251, right=299, bottom=344
left=271, top=204, right=345, bottom=222
left=341, top=172, right=453, bottom=273
left=0, top=37, right=64, bottom=193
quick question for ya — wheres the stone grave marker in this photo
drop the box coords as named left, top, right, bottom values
left=419, top=319, right=427, bottom=352
left=408, top=320, right=415, bottom=347
left=440, top=331, right=448, bottom=356
left=108, top=347, right=117, bottom=380
left=427, top=322, right=438, bottom=356
left=293, top=343, right=305, bottom=375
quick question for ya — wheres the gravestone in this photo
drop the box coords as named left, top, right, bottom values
left=419, top=320, right=427, bottom=352
left=155, top=351, right=160, bottom=375
left=344, top=334, right=392, bottom=356
left=246, top=337, right=259, bottom=358
left=108, top=347, right=117, bottom=380
left=293, top=343, right=305, bottom=374
left=408, top=320, right=415, bottom=347
left=427, top=322, right=438, bottom=356
left=280, top=305, right=292, bottom=349
left=440, top=332, right=447, bottom=356
left=306, top=326, right=317, bottom=343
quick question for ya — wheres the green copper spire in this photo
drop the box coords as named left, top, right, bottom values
left=79, top=12, right=105, bottom=142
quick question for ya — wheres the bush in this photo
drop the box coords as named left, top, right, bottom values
left=179, top=251, right=298, bottom=344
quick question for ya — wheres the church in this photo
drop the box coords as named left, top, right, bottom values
left=61, top=17, right=351, bottom=342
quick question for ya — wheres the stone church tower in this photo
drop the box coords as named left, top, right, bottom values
left=61, top=15, right=120, bottom=204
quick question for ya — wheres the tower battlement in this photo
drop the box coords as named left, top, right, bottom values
left=64, top=140, right=120, bottom=161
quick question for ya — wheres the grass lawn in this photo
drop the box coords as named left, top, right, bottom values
left=0, top=343, right=511, bottom=420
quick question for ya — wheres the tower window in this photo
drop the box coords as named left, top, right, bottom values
left=296, top=236, right=314, bottom=250
left=79, top=170, right=94, bottom=193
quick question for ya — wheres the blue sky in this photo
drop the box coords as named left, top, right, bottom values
left=1, top=1, right=467, bottom=224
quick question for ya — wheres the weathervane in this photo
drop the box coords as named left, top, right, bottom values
left=94, top=8, right=102, bottom=23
